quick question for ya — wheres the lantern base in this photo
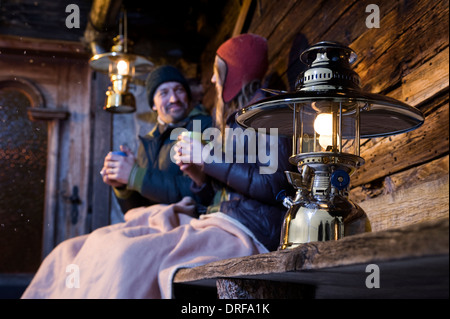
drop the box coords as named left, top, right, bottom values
left=278, top=197, right=371, bottom=250
left=104, top=89, right=136, bottom=113
left=278, top=153, right=371, bottom=250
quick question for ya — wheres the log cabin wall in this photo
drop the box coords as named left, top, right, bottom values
left=0, top=0, right=447, bottom=276
left=200, top=0, right=449, bottom=232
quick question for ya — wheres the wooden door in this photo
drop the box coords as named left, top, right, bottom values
left=0, top=36, right=112, bottom=271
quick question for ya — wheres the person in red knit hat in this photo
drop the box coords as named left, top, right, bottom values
left=216, top=33, right=268, bottom=103
left=213, top=33, right=269, bottom=133
left=175, top=33, right=294, bottom=251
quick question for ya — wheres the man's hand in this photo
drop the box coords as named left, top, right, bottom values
left=100, top=145, right=136, bottom=187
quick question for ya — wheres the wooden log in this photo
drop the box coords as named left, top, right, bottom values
left=360, top=174, right=448, bottom=232
left=352, top=99, right=449, bottom=187
left=247, top=0, right=297, bottom=37
left=350, top=156, right=449, bottom=231
left=263, top=0, right=355, bottom=80
left=258, top=0, right=448, bottom=97
left=351, top=155, right=449, bottom=201
left=353, top=0, right=449, bottom=94
left=199, top=1, right=241, bottom=110
left=388, top=47, right=449, bottom=108
left=320, top=0, right=398, bottom=45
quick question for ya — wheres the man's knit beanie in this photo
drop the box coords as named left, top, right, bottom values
left=216, top=33, right=268, bottom=103
left=145, top=65, right=191, bottom=107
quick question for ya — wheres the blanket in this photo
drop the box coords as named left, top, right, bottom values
left=21, top=197, right=268, bottom=299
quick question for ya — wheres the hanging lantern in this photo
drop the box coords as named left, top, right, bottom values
left=89, top=9, right=153, bottom=113
left=236, top=41, right=424, bottom=249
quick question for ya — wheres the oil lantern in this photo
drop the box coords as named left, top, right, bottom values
left=236, top=41, right=424, bottom=249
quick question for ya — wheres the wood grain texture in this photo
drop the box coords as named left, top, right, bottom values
left=174, top=217, right=448, bottom=284
left=353, top=100, right=449, bottom=186
left=216, top=278, right=314, bottom=299
left=352, top=157, right=449, bottom=232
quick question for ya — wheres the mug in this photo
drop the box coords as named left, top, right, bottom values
left=111, top=151, right=127, bottom=156
left=180, top=131, right=209, bottom=144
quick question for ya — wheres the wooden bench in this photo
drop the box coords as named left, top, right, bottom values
left=173, top=217, right=449, bottom=299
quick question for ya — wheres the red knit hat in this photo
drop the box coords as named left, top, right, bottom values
left=216, top=33, right=268, bottom=103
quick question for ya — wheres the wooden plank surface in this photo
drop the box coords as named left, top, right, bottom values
left=263, top=0, right=355, bottom=80
left=174, top=217, right=448, bottom=298
left=211, top=254, right=448, bottom=298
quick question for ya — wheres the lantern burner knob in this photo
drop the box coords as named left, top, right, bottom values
left=330, top=169, right=350, bottom=190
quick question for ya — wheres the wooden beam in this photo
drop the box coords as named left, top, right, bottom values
left=27, top=107, right=69, bottom=121
left=232, top=0, right=253, bottom=36
left=199, top=0, right=242, bottom=110
left=88, top=0, right=122, bottom=30
left=353, top=0, right=449, bottom=95
left=83, top=0, right=122, bottom=51
left=0, top=34, right=89, bottom=57
left=351, top=155, right=449, bottom=231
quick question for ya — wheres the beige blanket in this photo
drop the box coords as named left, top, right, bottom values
left=21, top=198, right=267, bottom=299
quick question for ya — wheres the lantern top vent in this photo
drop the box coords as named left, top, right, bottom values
left=295, top=41, right=361, bottom=92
